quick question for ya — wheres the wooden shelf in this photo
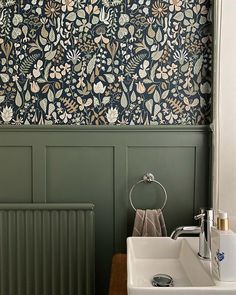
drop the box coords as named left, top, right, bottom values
left=108, top=254, right=127, bottom=295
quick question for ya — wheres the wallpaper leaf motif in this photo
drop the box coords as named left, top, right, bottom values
left=0, top=0, right=212, bottom=125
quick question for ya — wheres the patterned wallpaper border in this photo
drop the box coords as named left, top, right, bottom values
left=0, top=0, right=212, bottom=125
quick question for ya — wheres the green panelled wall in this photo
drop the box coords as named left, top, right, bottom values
left=0, top=125, right=211, bottom=294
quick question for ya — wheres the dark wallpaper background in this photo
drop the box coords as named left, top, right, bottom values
left=0, top=0, right=212, bottom=125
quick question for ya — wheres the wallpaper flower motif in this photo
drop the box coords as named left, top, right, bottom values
left=0, top=0, right=212, bottom=125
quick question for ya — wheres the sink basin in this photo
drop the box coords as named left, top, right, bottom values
left=127, top=237, right=236, bottom=294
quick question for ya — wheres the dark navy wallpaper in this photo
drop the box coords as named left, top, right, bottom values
left=0, top=0, right=212, bottom=125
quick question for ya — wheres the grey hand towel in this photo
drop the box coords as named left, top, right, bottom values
left=132, top=209, right=167, bottom=237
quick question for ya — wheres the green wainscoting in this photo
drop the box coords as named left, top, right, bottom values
left=0, top=125, right=211, bottom=294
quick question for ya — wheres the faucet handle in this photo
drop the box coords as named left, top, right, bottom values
left=194, top=208, right=214, bottom=221
left=194, top=213, right=205, bottom=220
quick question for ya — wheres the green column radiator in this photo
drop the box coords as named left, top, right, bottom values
left=0, top=203, right=95, bottom=295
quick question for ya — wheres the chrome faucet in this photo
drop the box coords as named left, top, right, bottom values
left=170, top=208, right=214, bottom=260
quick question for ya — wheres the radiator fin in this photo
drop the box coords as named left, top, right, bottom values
left=0, top=204, right=95, bottom=295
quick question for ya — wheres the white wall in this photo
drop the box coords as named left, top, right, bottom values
left=217, top=0, right=236, bottom=230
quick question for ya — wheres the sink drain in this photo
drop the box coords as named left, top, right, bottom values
left=152, top=274, right=174, bottom=287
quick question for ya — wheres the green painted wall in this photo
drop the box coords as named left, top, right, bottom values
left=0, top=125, right=211, bottom=294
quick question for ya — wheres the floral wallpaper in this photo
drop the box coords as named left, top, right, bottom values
left=0, top=0, right=212, bottom=125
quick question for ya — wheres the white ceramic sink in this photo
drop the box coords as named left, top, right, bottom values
left=127, top=237, right=236, bottom=294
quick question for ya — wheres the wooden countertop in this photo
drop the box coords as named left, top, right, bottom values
left=108, top=254, right=127, bottom=295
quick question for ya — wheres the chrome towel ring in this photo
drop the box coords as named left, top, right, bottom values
left=129, top=173, right=168, bottom=212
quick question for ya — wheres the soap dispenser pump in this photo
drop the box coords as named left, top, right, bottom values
left=217, top=211, right=229, bottom=231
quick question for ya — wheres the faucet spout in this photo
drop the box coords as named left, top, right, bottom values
left=170, top=226, right=201, bottom=240
left=170, top=208, right=214, bottom=260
